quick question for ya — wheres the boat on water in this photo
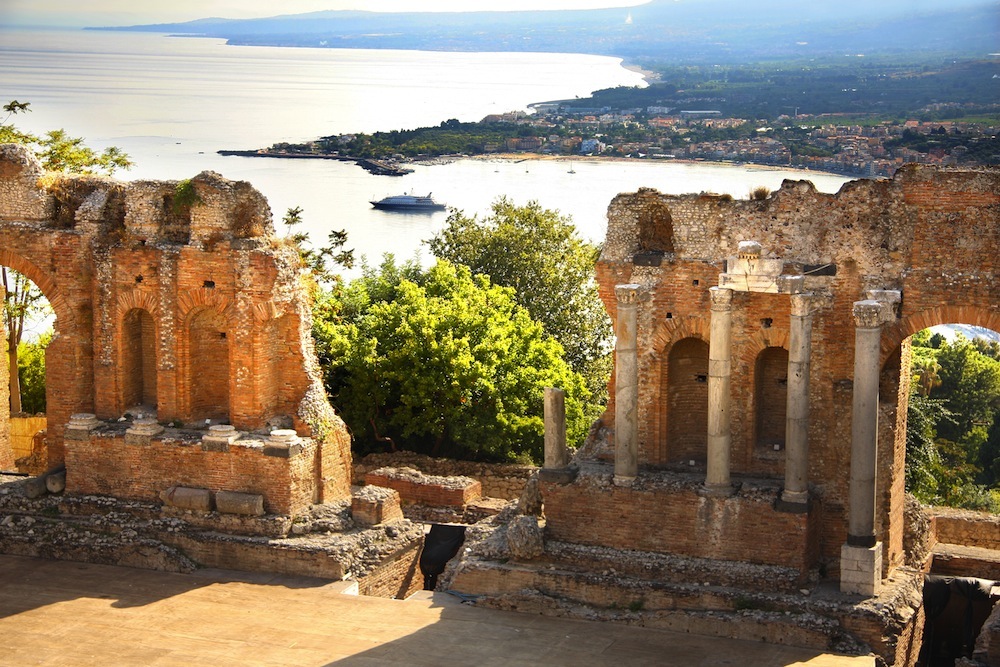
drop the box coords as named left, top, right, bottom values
left=370, top=192, right=447, bottom=212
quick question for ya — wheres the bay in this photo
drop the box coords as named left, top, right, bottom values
left=0, top=28, right=851, bottom=274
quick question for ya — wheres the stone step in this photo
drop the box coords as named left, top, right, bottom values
left=543, top=539, right=806, bottom=592
left=451, top=557, right=868, bottom=655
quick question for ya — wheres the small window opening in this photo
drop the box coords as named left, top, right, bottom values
left=219, top=332, right=227, bottom=339
left=666, top=312, right=673, bottom=319
left=692, top=279, right=700, bottom=286
left=203, top=280, right=215, bottom=289
left=761, top=318, right=773, bottom=329
left=694, top=373, right=707, bottom=383
left=135, top=275, right=143, bottom=284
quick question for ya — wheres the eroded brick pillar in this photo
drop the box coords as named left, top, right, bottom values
left=841, top=300, right=884, bottom=596
left=543, top=387, right=568, bottom=470
left=781, top=294, right=814, bottom=506
left=705, top=286, right=733, bottom=495
left=614, top=284, right=640, bottom=485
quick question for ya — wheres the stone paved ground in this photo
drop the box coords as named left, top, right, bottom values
left=0, top=554, right=873, bottom=666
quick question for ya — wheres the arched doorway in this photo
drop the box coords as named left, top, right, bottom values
left=187, top=307, right=230, bottom=422
left=121, top=308, right=157, bottom=413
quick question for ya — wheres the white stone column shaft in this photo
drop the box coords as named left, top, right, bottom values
left=543, top=387, right=568, bottom=470
left=847, top=300, right=883, bottom=546
left=782, top=295, right=814, bottom=504
left=706, top=287, right=733, bottom=493
left=614, top=284, right=640, bottom=483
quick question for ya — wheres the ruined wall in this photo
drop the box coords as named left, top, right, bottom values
left=569, top=165, right=999, bottom=574
left=0, top=282, right=10, bottom=470
left=0, top=143, right=352, bottom=511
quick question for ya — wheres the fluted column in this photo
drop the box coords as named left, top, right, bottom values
left=781, top=294, right=814, bottom=506
left=841, top=299, right=884, bottom=596
left=614, top=284, right=640, bottom=484
left=705, top=287, right=734, bottom=495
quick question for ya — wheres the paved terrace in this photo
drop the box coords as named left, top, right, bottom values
left=0, top=555, right=873, bottom=666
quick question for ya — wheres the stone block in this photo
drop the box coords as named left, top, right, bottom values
left=216, top=490, right=265, bottom=516
left=352, top=486, right=403, bottom=526
left=839, top=542, right=882, bottom=597
left=160, top=486, right=212, bottom=512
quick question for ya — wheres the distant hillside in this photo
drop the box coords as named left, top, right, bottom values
left=91, top=0, right=999, bottom=63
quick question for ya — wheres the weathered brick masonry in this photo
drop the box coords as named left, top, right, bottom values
left=558, top=165, right=999, bottom=585
left=0, top=144, right=352, bottom=514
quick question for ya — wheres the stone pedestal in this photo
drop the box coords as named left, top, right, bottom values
left=264, top=428, right=302, bottom=458
left=64, top=413, right=101, bottom=441
left=840, top=542, right=882, bottom=596
left=202, top=424, right=241, bottom=452
left=705, top=287, right=734, bottom=495
left=614, top=284, right=640, bottom=485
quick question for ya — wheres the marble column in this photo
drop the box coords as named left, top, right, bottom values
left=705, top=287, right=734, bottom=495
left=543, top=387, right=568, bottom=470
left=614, top=284, right=640, bottom=484
left=841, top=299, right=884, bottom=596
left=781, top=294, right=814, bottom=506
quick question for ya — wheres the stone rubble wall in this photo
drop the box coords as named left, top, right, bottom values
left=353, top=451, right=536, bottom=500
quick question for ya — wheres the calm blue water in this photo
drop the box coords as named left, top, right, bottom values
left=0, top=28, right=851, bottom=274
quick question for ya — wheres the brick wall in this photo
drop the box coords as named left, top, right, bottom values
left=0, top=145, right=353, bottom=511
left=365, top=468, right=482, bottom=508
left=590, top=165, right=1000, bottom=577
left=542, top=466, right=817, bottom=573
left=65, top=430, right=318, bottom=515
left=0, top=283, right=10, bottom=470
left=358, top=538, right=425, bottom=599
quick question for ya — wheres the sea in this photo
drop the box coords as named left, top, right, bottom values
left=0, top=27, right=853, bottom=276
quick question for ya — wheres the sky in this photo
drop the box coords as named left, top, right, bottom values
left=1, top=0, right=649, bottom=27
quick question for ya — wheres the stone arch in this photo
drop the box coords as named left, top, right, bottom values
left=181, top=305, right=231, bottom=422
left=881, top=305, right=1000, bottom=365
left=177, top=287, right=234, bottom=322
left=0, top=249, right=71, bottom=330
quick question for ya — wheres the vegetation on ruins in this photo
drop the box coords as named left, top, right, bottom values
left=427, top=198, right=612, bottom=401
left=312, top=257, right=593, bottom=463
left=2, top=99, right=132, bottom=413
left=0, top=101, right=133, bottom=176
left=906, top=331, right=1000, bottom=511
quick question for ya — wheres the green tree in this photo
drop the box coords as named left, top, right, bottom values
left=1, top=101, right=133, bottom=175
left=2, top=268, right=50, bottom=414
left=315, top=257, right=593, bottom=462
left=17, top=331, right=50, bottom=414
left=427, top=198, right=612, bottom=401
left=934, top=336, right=1000, bottom=446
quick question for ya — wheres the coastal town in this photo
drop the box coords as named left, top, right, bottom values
left=255, top=103, right=999, bottom=179
left=237, top=56, right=999, bottom=179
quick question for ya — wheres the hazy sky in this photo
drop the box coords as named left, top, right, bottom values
left=2, top=0, right=649, bottom=27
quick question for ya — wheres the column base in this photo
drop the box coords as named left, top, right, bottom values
left=699, top=482, right=736, bottom=498
left=613, top=474, right=636, bottom=487
left=840, top=541, right=882, bottom=597
left=539, top=467, right=578, bottom=485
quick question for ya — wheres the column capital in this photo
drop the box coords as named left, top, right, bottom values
left=790, top=292, right=818, bottom=318
left=852, top=300, right=884, bottom=329
left=709, top=286, right=733, bottom=310
left=615, top=283, right=641, bottom=306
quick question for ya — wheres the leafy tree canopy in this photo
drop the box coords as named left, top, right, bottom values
left=427, top=198, right=612, bottom=401
left=314, top=257, right=595, bottom=463
left=1, top=101, right=132, bottom=176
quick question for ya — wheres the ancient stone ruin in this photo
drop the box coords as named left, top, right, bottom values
left=0, top=143, right=352, bottom=514
left=3, top=139, right=1000, bottom=664
left=450, top=165, right=1000, bottom=665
